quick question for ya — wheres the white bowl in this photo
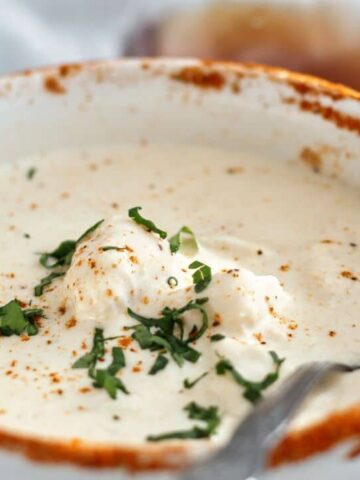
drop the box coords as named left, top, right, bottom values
left=0, top=58, right=359, bottom=479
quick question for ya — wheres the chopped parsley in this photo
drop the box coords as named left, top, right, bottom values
left=167, top=276, right=178, bottom=288
left=34, top=271, right=65, bottom=297
left=147, top=402, right=220, bottom=441
left=26, top=167, right=36, bottom=180
left=184, top=372, right=208, bottom=389
left=39, top=240, right=76, bottom=269
left=149, top=354, right=169, bottom=375
left=35, top=220, right=103, bottom=296
left=210, top=334, right=225, bottom=342
left=128, top=297, right=209, bottom=368
left=216, top=351, right=285, bottom=403
left=101, top=246, right=124, bottom=252
left=72, top=328, right=128, bottom=399
left=189, top=260, right=212, bottom=293
left=0, top=299, right=43, bottom=336
left=77, top=220, right=104, bottom=244
left=169, top=226, right=198, bottom=254
left=92, top=347, right=128, bottom=399
left=24, top=233, right=31, bottom=239
left=128, top=206, right=167, bottom=239
left=39, top=219, right=103, bottom=269
left=72, top=328, right=105, bottom=373
left=131, top=323, right=200, bottom=367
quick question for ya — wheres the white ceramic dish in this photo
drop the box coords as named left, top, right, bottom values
left=0, top=58, right=359, bottom=479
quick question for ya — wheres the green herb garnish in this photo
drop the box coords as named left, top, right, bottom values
left=216, top=351, right=285, bottom=403
left=167, top=276, right=178, bottom=288
left=73, top=328, right=128, bottom=399
left=147, top=402, right=220, bottom=442
left=35, top=220, right=103, bottom=296
left=39, top=240, right=76, bottom=269
left=210, top=334, right=225, bottom=342
left=92, top=347, right=128, bottom=399
left=72, top=327, right=105, bottom=373
left=169, top=226, right=198, bottom=254
left=149, top=354, right=169, bottom=375
left=189, top=261, right=212, bottom=293
left=24, top=233, right=31, bottom=239
left=128, top=298, right=209, bottom=368
left=128, top=206, right=167, bottom=239
left=26, top=167, right=36, bottom=180
left=34, top=271, right=65, bottom=297
left=77, top=220, right=104, bottom=244
left=101, top=246, right=124, bottom=252
left=39, top=220, right=103, bottom=270
left=0, top=299, right=43, bottom=336
left=184, top=372, right=208, bottom=389
left=131, top=324, right=200, bottom=368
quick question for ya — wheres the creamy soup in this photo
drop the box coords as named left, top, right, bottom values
left=0, top=142, right=359, bottom=458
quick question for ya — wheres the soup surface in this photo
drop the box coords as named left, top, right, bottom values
left=0, top=142, right=359, bottom=456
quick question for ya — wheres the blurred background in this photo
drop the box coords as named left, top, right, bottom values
left=0, top=0, right=360, bottom=91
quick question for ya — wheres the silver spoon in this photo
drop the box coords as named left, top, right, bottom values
left=180, top=361, right=360, bottom=480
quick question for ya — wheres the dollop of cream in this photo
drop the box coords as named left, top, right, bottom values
left=207, top=268, right=290, bottom=343
left=64, top=216, right=193, bottom=323
left=64, top=216, right=290, bottom=342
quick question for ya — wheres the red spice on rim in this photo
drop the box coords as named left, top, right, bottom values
left=299, top=100, right=360, bottom=136
left=171, top=66, right=225, bottom=90
left=286, top=78, right=345, bottom=102
left=58, top=64, right=81, bottom=78
left=270, top=404, right=360, bottom=468
left=43, top=76, right=66, bottom=95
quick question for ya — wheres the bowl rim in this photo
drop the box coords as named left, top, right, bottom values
left=1, top=57, right=360, bottom=102
left=0, top=57, right=359, bottom=473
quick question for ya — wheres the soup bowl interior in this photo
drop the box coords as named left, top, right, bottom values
left=0, top=59, right=360, bottom=479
